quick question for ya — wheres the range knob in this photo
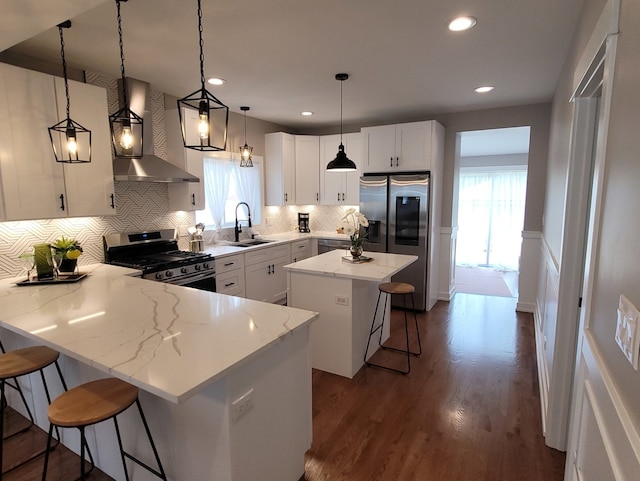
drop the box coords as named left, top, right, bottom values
left=203, top=262, right=210, bottom=269
left=194, top=264, right=202, bottom=271
left=155, top=272, right=163, bottom=280
left=165, top=271, right=174, bottom=278
left=181, top=267, right=188, bottom=274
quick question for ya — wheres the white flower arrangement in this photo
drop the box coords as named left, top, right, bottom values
left=341, top=208, right=369, bottom=248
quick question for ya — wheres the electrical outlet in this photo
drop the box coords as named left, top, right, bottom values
left=615, top=295, right=640, bottom=370
left=335, top=295, right=349, bottom=306
left=231, top=388, right=254, bottom=421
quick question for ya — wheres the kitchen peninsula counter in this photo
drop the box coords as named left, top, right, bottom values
left=284, top=250, right=417, bottom=378
left=0, top=263, right=318, bottom=481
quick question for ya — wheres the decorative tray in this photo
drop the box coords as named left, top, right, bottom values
left=16, top=273, right=87, bottom=286
left=341, top=255, right=373, bottom=264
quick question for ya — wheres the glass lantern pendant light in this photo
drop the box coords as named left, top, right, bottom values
left=326, top=73, right=356, bottom=171
left=178, top=0, right=229, bottom=151
left=109, top=0, right=143, bottom=158
left=48, top=21, right=92, bottom=164
left=239, top=106, right=253, bottom=167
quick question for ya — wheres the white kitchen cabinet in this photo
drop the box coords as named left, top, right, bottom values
left=216, top=253, right=245, bottom=297
left=0, top=63, right=115, bottom=221
left=265, top=132, right=295, bottom=206
left=244, top=244, right=291, bottom=304
left=54, top=76, right=116, bottom=217
left=320, top=133, right=362, bottom=205
left=294, top=136, right=320, bottom=205
left=362, top=121, right=437, bottom=173
left=168, top=149, right=206, bottom=211
left=290, top=239, right=312, bottom=262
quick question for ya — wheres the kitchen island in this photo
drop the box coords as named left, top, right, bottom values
left=284, top=250, right=417, bottom=378
left=0, top=263, right=318, bottom=481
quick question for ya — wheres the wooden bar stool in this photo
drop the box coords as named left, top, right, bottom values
left=0, top=345, right=67, bottom=479
left=42, top=378, right=167, bottom=481
left=364, top=282, right=422, bottom=374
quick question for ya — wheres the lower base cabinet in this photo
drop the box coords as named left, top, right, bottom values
left=216, top=254, right=245, bottom=297
left=244, top=244, right=291, bottom=304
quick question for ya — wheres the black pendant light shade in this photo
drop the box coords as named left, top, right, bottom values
left=327, top=73, right=356, bottom=172
left=178, top=0, right=229, bottom=152
left=239, top=106, right=253, bottom=167
left=48, top=21, right=92, bottom=164
left=109, top=0, right=143, bottom=158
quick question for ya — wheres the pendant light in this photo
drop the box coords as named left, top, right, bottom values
left=48, top=21, right=92, bottom=164
left=239, top=106, right=253, bottom=167
left=109, top=0, right=143, bottom=158
left=178, top=0, right=229, bottom=152
left=326, top=73, right=356, bottom=172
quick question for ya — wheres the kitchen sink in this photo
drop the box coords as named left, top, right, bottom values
left=230, top=239, right=275, bottom=247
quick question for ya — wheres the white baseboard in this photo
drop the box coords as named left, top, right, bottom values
left=516, top=301, right=535, bottom=313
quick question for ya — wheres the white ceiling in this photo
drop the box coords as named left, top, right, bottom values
left=2, top=0, right=584, bottom=131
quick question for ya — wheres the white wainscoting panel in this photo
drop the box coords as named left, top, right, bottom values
left=565, top=331, right=640, bottom=481
left=438, top=226, right=456, bottom=301
left=517, top=230, right=541, bottom=312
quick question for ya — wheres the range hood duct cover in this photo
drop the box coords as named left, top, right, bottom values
left=113, top=77, right=198, bottom=183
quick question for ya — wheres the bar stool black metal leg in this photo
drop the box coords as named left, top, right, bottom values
left=1, top=380, right=5, bottom=481
left=135, top=399, right=168, bottom=480
left=364, top=291, right=384, bottom=365
left=41, top=423, right=54, bottom=481
left=412, top=292, right=422, bottom=356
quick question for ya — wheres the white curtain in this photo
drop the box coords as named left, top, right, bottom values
left=201, top=157, right=232, bottom=231
left=457, top=169, right=527, bottom=270
left=232, top=164, right=261, bottom=225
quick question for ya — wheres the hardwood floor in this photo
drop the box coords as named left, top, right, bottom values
left=2, top=406, right=113, bottom=480
left=304, top=293, right=565, bottom=481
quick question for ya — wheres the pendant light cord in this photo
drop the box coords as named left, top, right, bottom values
left=244, top=110, right=248, bottom=144
left=340, top=79, right=343, bottom=145
left=57, top=26, right=71, bottom=119
left=197, top=0, right=205, bottom=91
left=116, top=0, right=128, bottom=107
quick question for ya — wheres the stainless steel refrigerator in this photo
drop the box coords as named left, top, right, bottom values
left=360, top=173, right=430, bottom=310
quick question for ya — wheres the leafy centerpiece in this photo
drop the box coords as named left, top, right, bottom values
left=51, top=236, right=83, bottom=273
left=341, top=208, right=369, bottom=258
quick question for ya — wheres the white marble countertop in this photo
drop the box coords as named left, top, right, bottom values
left=283, top=250, right=418, bottom=282
left=0, top=264, right=318, bottom=404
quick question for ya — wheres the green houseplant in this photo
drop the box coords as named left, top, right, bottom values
left=51, top=236, right=83, bottom=273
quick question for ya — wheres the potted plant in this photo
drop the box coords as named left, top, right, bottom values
left=51, top=236, right=83, bottom=273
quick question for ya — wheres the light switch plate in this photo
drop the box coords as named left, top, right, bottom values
left=614, top=294, right=640, bottom=370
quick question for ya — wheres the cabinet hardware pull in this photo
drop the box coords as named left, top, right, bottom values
left=337, top=193, right=340, bottom=201
left=110, top=193, right=115, bottom=209
left=342, top=193, right=345, bottom=201
left=395, top=156, right=399, bottom=167
left=191, top=193, right=196, bottom=206
left=59, top=194, right=65, bottom=211
left=294, top=257, right=297, bottom=262
left=285, top=193, right=288, bottom=202
left=272, top=264, right=275, bottom=273
left=390, top=156, right=393, bottom=167
left=316, top=193, right=319, bottom=201
left=224, top=262, right=234, bottom=267
left=225, top=282, right=235, bottom=287
left=268, top=265, right=272, bottom=274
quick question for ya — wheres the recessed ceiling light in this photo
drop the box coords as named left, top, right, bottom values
left=449, top=16, right=477, bottom=32
left=207, top=77, right=225, bottom=85
left=301, top=111, right=314, bottom=116
left=474, top=85, right=494, bottom=93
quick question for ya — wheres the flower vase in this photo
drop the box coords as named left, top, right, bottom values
left=350, top=245, right=363, bottom=259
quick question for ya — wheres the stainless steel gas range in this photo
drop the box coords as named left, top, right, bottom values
left=103, top=229, right=216, bottom=292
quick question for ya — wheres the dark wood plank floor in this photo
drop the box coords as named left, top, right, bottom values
left=304, top=293, right=566, bottom=481
left=2, top=405, right=113, bottom=480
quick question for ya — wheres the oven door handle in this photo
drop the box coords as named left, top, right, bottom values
left=164, top=271, right=216, bottom=286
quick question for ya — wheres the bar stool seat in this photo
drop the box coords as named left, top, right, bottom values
left=0, top=345, right=67, bottom=479
left=43, top=378, right=167, bottom=481
left=364, top=282, right=422, bottom=374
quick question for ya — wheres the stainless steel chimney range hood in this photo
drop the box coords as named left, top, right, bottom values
left=112, top=78, right=199, bottom=183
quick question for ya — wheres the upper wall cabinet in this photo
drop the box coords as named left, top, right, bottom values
left=265, top=132, right=296, bottom=206
left=361, top=121, right=439, bottom=173
left=294, top=135, right=320, bottom=205
left=0, top=63, right=115, bottom=221
left=167, top=108, right=206, bottom=211
left=320, top=133, right=362, bottom=205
